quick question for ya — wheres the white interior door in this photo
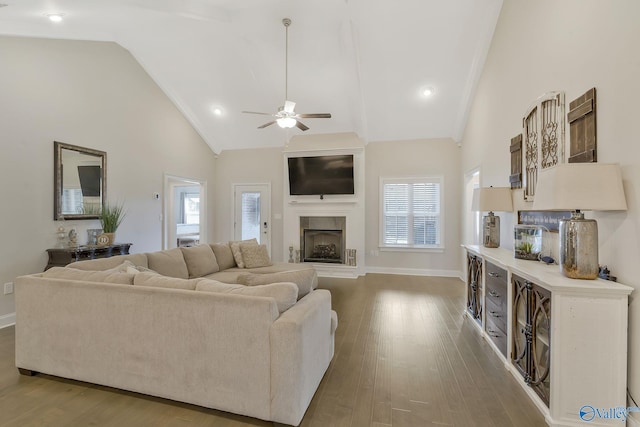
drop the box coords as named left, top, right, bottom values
left=233, top=183, right=271, bottom=251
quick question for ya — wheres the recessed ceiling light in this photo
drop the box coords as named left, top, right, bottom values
left=211, top=107, right=223, bottom=116
left=45, top=13, right=64, bottom=22
left=422, top=86, right=435, bottom=97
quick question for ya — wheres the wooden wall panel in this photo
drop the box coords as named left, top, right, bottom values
left=568, top=88, right=597, bottom=163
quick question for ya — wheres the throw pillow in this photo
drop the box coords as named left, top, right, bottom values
left=236, top=268, right=317, bottom=299
left=240, top=244, right=272, bottom=268
left=105, top=260, right=136, bottom=273
left=145, top=248, right=189, bottom=279
left=196, top=279, right=298, bottom=314
left=229, top=238, right=257, bottom=268
left=43, top=267, right=135, bottom=285
left=133, top=271, right=198, bottom=290
left=180, top=244, right=220, bottom=278
left=210, top=242, right=236, bottom=270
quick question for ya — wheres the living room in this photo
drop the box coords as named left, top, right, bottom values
left=1, top=1, right=639, bottom=426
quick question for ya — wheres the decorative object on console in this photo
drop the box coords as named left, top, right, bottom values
left=68, top=228, right=78, bottom=247
left=472, top=186, right=513, bottom=248
left=513, top=225, right=543, bottom=260
left=533, top=163, right=627, bottom=279
left=522, top=92, right=565, bottom=201
left=98, top=202, right=126, bottom=246
left=567, top=87, right=597, bottom=163
left=56, top=222, right=66, bottom=248
left=87, top=228, right=102, bottom=246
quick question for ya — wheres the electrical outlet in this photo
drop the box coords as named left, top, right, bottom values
left=3, top=282, right=14, bottom=295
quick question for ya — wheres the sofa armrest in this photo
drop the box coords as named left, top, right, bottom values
left=269, top=289, right=336, bottom=426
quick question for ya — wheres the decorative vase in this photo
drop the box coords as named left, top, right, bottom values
left=97, top=233, right=115, bottom=246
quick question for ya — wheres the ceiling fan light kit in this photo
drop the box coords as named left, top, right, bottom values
left=242, top=18, right=331, bottom=131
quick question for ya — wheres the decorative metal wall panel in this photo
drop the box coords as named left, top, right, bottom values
left=522, top=92, right=565, bottom=201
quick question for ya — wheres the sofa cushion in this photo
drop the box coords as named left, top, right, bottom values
left=180, top=244, right=220, bottom=278
left=236, top=269, right=317, bottom=299
left=196, top=279, right=298, bottom=314
left=209, top=243, right=236, bottom=270
left=240, top=244, right=272, bottom=269
left=43, top=266, right=135, bottom=285
left=145, top=248, right=189, bottom=279
left=133, top=271, right=198, bottom=290
left=229, top=238, right=257, bottom=268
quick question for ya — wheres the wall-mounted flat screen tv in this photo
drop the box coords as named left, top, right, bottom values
left=288, top=154, right=355, bottom=195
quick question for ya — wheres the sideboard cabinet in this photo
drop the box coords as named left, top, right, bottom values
left=45, top=243, right=132, bottom=270
left=463, top=245, right=632, bottom=427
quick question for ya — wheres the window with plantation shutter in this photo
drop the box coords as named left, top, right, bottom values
left=380, top=177, right=443, bottom=249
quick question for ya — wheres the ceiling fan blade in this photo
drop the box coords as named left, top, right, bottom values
left=258, top=121, right=277, bottom=129
left=242, top=111, right=273, bottom=116
left=295, top=120, right=309, bottom=131
left=297, top=113, right=332, bottom=119
left=284, top=100, right=296, bottom=113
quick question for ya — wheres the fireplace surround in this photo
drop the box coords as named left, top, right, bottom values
left=300, top=216, right=346, bottom=264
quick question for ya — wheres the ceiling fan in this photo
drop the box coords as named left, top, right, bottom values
left=242, top=18, right=332, bottom=131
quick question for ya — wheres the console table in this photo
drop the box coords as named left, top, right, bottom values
left=463, top=245, right=633, bottom=427
left=45, top=243, right=132, bottom=270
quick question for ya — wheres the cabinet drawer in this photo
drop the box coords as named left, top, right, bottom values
left=485, top=261, right=507, bottom=281
left=485, top=297, right=507, bottom=333
left=485, top=316, right=507, bottom=358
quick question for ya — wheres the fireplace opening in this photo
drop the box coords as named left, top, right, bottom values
left=303, top=229, right=343, bottom=263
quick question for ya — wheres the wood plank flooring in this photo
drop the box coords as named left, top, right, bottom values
left=0, top=274, right=546, bottom=426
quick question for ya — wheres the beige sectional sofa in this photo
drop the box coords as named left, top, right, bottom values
left=14, top=242, right=337, bottom=426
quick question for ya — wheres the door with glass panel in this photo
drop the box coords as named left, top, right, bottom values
left=233, top=184, right=271, bottom=251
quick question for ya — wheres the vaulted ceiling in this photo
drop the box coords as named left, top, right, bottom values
left=0, top=0, right=503, bottom=153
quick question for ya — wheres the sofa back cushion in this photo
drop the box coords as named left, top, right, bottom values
left=145, top=248, right=189, bottom=279
left=180, top=244, right=220, bottom=278
left=196, top=279, right=298, bottom=314
left=133, top=272, right=198, bottom=290
left=240, top=244, right=272, bottom=269
left=43, top=266, right=135, bottom=285
left=67, top=253, right=148, bottom=271
left=210, top=243, right=236, bottom=270
left=236, top=269, right=317, bottom=300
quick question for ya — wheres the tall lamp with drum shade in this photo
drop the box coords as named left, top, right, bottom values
left=472, top=187, right=513, bottom=248
left=533, top=163, right=627, bottom=279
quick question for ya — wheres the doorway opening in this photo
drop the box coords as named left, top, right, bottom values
left=164, top=175, right=207, bottom=249
left=233, top=183, right=271, bottom=254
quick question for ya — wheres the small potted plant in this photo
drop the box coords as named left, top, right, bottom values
left=98, top=202, right=126, bottom=245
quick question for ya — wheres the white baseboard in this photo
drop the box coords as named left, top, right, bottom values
left=0, top=312, right=16, bottom=329
left=365, top=266, right=461, bottom=278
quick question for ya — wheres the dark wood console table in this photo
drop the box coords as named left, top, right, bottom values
left=45, top=243, right=132, bottom=270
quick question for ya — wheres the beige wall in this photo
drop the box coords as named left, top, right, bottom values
left=461, top=0, right=640, bottom=409
left=0, top=36, right=216, bottom=322
left=365, top=139, right=462, bottom=275
left=214, top=147, right=285, bottom=262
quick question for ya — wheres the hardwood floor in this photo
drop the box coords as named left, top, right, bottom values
left=0, top=274, right=545, bottom=426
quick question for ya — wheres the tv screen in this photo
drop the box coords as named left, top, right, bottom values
left=77, top=165, right=102, bottom=197
left=288, top=155, right=355, bottom=195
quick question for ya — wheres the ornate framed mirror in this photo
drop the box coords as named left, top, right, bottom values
left=54, top=141, right=107, bottom=220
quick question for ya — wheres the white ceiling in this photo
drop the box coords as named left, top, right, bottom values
left=0, top=0, right=503, bottom=153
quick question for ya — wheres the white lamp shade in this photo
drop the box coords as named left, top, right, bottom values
left=533, top=163, right=627, bottom=211
left=471, top=187, right=513, bottom=212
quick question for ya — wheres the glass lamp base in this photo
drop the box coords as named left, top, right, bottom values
left=483, top=213, right=500, bottom=248
left=559, top=212, right=599, bottom=280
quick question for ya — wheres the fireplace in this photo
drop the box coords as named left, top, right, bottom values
left=303, top=229, right=343, bottom=263
left=300, top=216, right=346, bottom=264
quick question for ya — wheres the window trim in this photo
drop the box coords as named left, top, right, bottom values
left=379, top=176, right=445, bottom=250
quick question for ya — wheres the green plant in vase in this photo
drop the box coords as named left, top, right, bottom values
left=98, top=202, right=126, bottom=245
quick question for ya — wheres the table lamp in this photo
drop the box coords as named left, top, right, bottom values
left=472, top=187, right=513, bottom=248
left=533, top=163, right=627, bottom=279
